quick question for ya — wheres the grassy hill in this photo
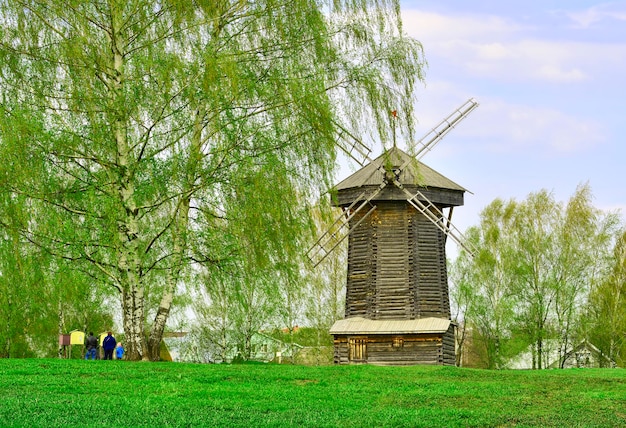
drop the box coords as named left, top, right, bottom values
left=1, top=358, right=625, bottom=427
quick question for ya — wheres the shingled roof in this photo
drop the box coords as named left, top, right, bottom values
left=329, top=317, right=451, bottom=335
left=335, top=146, right=467, bottom=192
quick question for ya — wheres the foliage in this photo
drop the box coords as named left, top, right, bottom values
left=585, top=229, right=626, bottom=367
left=188, top=203, right=346, bottom=364
left=0, top=202, right=113, bottom=358
left=451, top=184, right=622, bottom=369
left=1, top=359, right=625, bottom=427
left=302, top=206, right=347, bottom=342
left=0, top=1, right=425, bottom=360
left=268, top=326, right=334, bottom=348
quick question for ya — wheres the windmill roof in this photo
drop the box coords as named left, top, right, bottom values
left=335, top=146, right=467, bottom=192
left=329, top=317, right=451, bottom=335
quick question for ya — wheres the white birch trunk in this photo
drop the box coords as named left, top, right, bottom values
left=109, top=4, right=146, bottom=361
left=147, top=197, right=189, bottom=360
left=147, top=109, right=204, bottom=360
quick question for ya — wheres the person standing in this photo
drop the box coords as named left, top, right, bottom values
left=102, top=331, right=117, bottom=360
left=115, top=342, right=124, bottom=360
left=84, top=332, right=98, bottom=360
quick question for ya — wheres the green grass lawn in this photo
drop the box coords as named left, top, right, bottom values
left=1, top=359, right=624, bottom=427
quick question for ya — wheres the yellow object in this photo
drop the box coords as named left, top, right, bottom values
left=69, top=330, right=85, bottom=345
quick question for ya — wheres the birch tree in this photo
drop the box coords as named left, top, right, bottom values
left=507, top=186, right=618, bottom=368
left=452, top=185, right=619, bottom=369
left=551, top=185, right=618, bottom=367
left=451, top=200, right=518, bottom=369
left=587, top=229, right=626, bottom=366
left=0, top=0, right=424, bottom=360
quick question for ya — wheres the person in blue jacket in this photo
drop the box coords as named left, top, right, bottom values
left=102, top=331, right=117, bottom=360
left=115, top=342, right=124, bottom=360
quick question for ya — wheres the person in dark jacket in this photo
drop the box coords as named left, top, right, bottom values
left=102, top=331, right=117, bottom=360
left=84, top=332, right=98, bottom=360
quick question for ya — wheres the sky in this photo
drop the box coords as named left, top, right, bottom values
left=336, top=0, right=626, bottom=258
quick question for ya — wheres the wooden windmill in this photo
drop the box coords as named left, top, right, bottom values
left=308, top=99, right=478, bottom=365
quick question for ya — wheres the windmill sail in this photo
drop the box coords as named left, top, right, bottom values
left=309, top=98, right=479, bottom=266
left=412, top=98, right=478, bottom=161
left=404, top=187, right=476, bottom=256
left=306, top=183, right=385, bottom=267
left=334, top=121, right=373, bottom=167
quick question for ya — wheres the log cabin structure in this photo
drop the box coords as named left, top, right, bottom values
left=329, top=146, right=467, bottom=366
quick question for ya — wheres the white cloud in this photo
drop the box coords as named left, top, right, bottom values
left=402, top=11, right=527, bottom=42
left=565, top=2, right=626, bottom=28
left=457, top=39, right=597, bottom=83
left=411, top=86, right=606, bottom=157
left=534, top=65, right=586, bottom=82
left=401, top=9, right=626, bottom=84
left=467, top=98, right=607, bottom=155
left=475, top=42, right=515, bottom=61
left=599, top=203, right=626, bottom=216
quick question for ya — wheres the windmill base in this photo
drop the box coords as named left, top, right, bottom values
left=331, top=325, right=456, bottom=366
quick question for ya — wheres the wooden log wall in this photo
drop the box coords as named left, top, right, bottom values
left=366, top=335, right=443, bottom=365
left=345, top=205, right=373, bottom=318
left=333, top=338, right=350, bottom=365
left=411, top=214, right=451, bottom=318
left=333, top=333, right=457, bottom=366
left=442, top=324, right=456, bottom=366
left=345, top=201, right=450, bottom=319
left=371, top=203, right=413, bottom=319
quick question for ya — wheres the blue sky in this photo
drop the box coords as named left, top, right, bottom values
left=337, top=1, right=626, bottom=257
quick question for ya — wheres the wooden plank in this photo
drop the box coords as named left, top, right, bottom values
left=339, top=197, right=454, bottom=361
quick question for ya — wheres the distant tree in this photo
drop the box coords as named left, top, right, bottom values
left=508, top=190, right=563, bottom=369
left=451, top=184, right=620, bottom=369
left=586, top=229, right=626, bottom=366
left=451, top=200, right=518, bottom=369
left=0, top=1, right=425, bottom=360
left=507, top=186, right=618, bottom=368
left=551, top=185, right=618, bottom=367
left=190, top=273, right=239, bottom=363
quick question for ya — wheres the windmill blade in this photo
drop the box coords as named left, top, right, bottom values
left=390, top=177, right=476, bottom=256
left=374, top=99, right=478, bottom=256
left=334, top=98, right=478, bottom=173
left=314, top=99, right=479, bottom=265
left=405, top=189, right=476, bottom=257
left=334, top=121, right=373, bottom=167
left=412, top=98, right=478, bottom=163
left=307, top=183, right=386, bottom=267
left=375, top=98, right=479, bottom=182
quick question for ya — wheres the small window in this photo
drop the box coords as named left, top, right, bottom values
left=393, top=337, right=404, bottom=348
